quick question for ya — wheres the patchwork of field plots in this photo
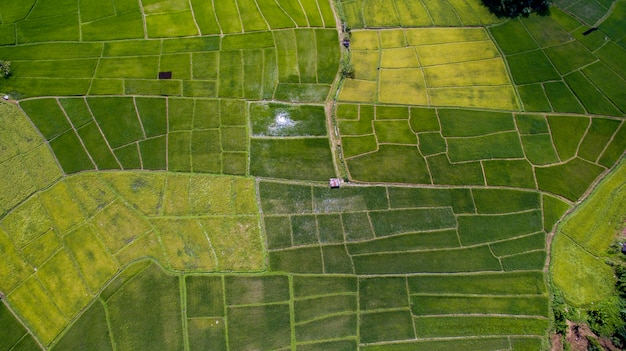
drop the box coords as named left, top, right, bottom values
left=337, top=104, right=624, bottom=198
left=0, top=27, right=339, bottom=100
left=260, top=181, right=553, bottom=273
left=50, top=260, right=547, bottom=351
left=0, top=0, right=336, bottom=44
left=0, top=0, right=625, bottom=350
left=0, top=103, right=62, bottom=217
left=554, top=0, right=614, bottom=25
left=20, top=97, right=337, bottom=181
left=0, top=171, right=263, bottom=344
left=339, top=28, right=520, bottom=110
left=339, top=0, right=503, bottom=27
left=490, top=9, right=626, bottom=116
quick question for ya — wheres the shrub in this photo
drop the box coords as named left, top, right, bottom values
left=0, top=60, right=11, bottom=77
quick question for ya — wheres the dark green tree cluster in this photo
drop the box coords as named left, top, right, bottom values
left=481, top=0, right=551, bottom=17
left=0, top=60, right=11, bottom=78
left=586, top=264, right=626, bottom=348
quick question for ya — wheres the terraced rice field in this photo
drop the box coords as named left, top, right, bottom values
left=0, top=0, right=624, bottom=350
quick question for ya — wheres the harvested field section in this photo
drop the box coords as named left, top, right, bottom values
left=339, top=28, right=519, bottom=110
left=339, top=0, right=502, bottom=28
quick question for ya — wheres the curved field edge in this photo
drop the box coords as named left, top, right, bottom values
left=550, top=159, right=626, bottom=306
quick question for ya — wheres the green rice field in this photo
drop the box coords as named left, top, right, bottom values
left=0, top=0, right=624, bottom=350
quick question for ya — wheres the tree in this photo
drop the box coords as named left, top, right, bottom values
left=0, top=60, right=11, bottom=78
left=481, top=0, right=551, bottom=17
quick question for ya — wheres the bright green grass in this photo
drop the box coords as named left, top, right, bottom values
left=51, top=301, right=113, bottom=351
left=269, top=246, right=324, bottom=273
left=517, top=84, right=552, bottom=112
left=88, top=97, right=144, bottom=148
left=547, top=115, right=589, bottom=160
left=313, top=185, right=388, bottom=212
left=227, top=304, right=291, bottom=350
left=362, top=338, right=511, bottom=351
left=446, top=132, right=525, bottom=162
left=0, top=303, right=34, bottom=351
left=187, top=318, right=226, bottom=351
left=412, top=295, right=548, bottom=316
left=489, top=18, right=538, bottom=55
left=582, top=62, right=626, bottom=113
left=185, top=275, right=225, bottom=317
left=316, top=29, right=341, bottom=83
left=294, top=294, right=357, bottom=322
left=250, top=138, right=335, bottom=181
left=414, top=315, right=548, bottom=337
left=545, top=41, right=597, bottom=75
left=225, top=275, right=290, bottom=305
left=472, top=189, right=540, bottom=214
left=258, top=181, right=313, bottom=214
left=360, top=311, right=415, bottom=343
left=501, top=250, right=547, bottom=271
left=427, top=154, right=485, bottom=186
left=16, top=14, right=79, bottom=43
left=331, top=242, right=361, bottom=269
left=438, top=109, right=514, bottom=137
left=544, top=81, right=586, bottom=114
left=558, top=160, right=625, bottom=255
left=77, top=123, right=120, bottom=170
left=342, top=134, right=378, bottom=158
left=51, top=130, right=96, bottom=173
left=521, top=134, right=561, bottom=165
left=491, top=232, right=546, bottom=257
left=595, top=42, right=626, bottom=81
left=506, top=50, right=561, bottom=85
left=20, top=99, right=72, bottom=141
left=106, top=263, right=184, bottom=351
left=564, top=71, right=623, bottom=116
left=598, top=122, right=626, bottom=167
left=347, top=145, right=430, bottom=183
left=578, top=117, right=622, bottom=162
left=388, top=187, right=474, bottom=213
left=536, top=157, right=605, bottom=201
left=408, top=271, right=547, bottom=295
left=359, top=277, right=409, bottom=310
left=370, top=208, right=457, bottom=236
left=457, top=210, right=543, bottom=245
left=516, top=113, right=549, bottom=134
left=521, top=13, right=572, bottom=47
left=297, top=314, right=357, bottom=342
left=552, top=233, right=615, bottom=306
left=343, top=212, right=375, bottom=241
left=354, top=245, right=502, bottom=274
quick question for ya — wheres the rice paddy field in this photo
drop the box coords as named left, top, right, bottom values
left=0, top=0, right=624, bottom=350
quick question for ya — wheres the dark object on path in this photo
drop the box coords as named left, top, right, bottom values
left=343, top=39, right=350, bottom=49
left=621, top=242, right=626, bottom=254
left=582, top=28, right=598, bottom=36
left=158, top=71, right=172, bottom=80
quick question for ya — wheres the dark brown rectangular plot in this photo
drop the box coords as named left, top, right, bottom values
left=158, top=71, right=172, bottom=79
